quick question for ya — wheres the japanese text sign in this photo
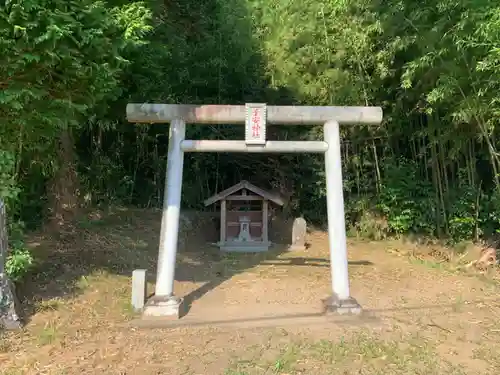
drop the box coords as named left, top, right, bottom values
left=245, top=103, right=267, bottom=145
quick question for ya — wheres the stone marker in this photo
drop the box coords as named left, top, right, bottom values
left=0, top=199, right=22, bottom=330
left=289, top=217, right=307, bottom=251
left=132, top=269, right=147, bottom=311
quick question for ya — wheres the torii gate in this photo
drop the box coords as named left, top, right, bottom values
left=127, top=103, right=383, bottom=318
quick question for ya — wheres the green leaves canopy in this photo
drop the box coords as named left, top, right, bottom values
left=0, top=0, right=151, bottom=137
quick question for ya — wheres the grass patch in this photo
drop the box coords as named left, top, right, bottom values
left=36, top=298, right=64, bottom=313
left=224, top=332, right=467, bottom=375
left=0, top=332, right=13, bottom=353
left=473, top=346, right=500, bottom=368
left=36, top=320, right=60, bottom=346
left=408, top=256, right=449, bottom=271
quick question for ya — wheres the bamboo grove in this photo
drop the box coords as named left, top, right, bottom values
left=1, top=0, right=499, bottom=248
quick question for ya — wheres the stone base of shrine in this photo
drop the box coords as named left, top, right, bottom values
left=217, top=240, right=271, bottom=253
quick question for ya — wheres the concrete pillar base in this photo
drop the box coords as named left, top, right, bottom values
left=322, top=294, right=362, bottom=316
left=143, top=295, right=185, bottom=319
left=287, top=244, right=306, bottom=251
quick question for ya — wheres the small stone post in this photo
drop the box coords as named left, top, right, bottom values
left=131, top=269, right=147, bottom=311
left=289, top=217, right=307, bottom=251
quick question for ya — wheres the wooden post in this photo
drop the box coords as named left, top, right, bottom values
left=262, top=200, right=268, bottom=243
left=220, top=200, right=226, bottom=245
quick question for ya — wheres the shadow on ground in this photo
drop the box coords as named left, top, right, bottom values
left=176, top=256, right=375, bottom=317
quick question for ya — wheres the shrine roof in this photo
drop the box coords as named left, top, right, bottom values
left=203, top=180, right=284, bottom=206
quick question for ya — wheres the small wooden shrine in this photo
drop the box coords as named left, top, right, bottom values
left=204, top=180, right=284, bottom=252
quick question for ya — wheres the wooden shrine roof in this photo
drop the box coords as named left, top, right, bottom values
left=204, top=180, right=284, bottom=207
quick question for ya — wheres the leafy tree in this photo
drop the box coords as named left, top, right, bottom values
left=0, top=0, right=151, bottom=223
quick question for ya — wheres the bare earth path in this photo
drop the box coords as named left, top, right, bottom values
left=1, top=209, right=500, bottom=374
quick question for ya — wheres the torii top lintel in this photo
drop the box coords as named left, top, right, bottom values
left=126, top=103, right=383, bottom=126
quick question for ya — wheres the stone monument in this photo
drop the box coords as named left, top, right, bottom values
left=0, top=199, right=22, bottom=330
left=289, top=217, right=307, bottom=251
left=236, top=216, right=252, bottom=242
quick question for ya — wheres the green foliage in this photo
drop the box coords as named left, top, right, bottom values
left=1, top=0, right=500, bottom=245
left=349, top=210, right=390, bottom=241
left=0, top=0, right=151, bottom=281
left=5, top=246, right=33, bottom=282
left=0, top=0, right=152, bottom=223
left=0, top=150, right=19, bottom=205
left=447, top=184, right=480, bottom=243
left=377, top=158, right=435, bottom=235
left=1, top=0, right=151, bottom=124
left=0, top=149, right=32, bottom=282
left=479, top=189, right=500, bottom=237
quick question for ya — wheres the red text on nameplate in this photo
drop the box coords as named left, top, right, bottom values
left=245, top=103, right=267, bottom=145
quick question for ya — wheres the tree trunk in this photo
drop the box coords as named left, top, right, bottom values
left=0, top=199, right=22, bottom=330
left=47, top=128, right=81, bottom=230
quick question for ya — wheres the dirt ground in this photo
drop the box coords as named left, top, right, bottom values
left=1, top=208, right=500, bottom=375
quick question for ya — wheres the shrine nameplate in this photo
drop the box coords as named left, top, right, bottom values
left=245, top=103, right=267, bottom=145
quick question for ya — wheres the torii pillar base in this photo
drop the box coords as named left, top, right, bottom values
left=322, top=294, right=362, bottom=316
left=142, top=295, right=185, bottom=319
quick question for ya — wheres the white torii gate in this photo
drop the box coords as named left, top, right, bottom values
left=127, top=103, right=383, bottom=318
